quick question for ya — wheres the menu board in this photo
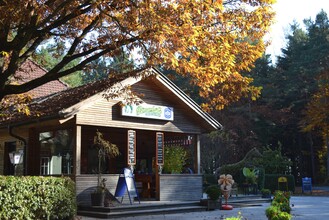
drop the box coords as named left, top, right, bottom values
left=156, top=132, right=164, bottom=165
left=127, top=130, right=136, bottom=165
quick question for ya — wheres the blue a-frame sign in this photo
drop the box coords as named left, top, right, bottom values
left=114, top=168, right=140, bottom=204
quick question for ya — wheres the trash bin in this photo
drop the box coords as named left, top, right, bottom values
left=278, top=176, right=288, bottom=191
left=302, top=177, right=312, bottom=193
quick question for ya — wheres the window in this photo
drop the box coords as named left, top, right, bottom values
left=39, top=129, right=73, bottom=175
left=40, top=157, right=49, bottom=175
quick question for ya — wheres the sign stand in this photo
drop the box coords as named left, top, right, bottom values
left=114, top=168, right=140, bottom=205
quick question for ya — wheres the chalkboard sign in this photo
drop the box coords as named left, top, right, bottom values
left=114, top=168, right=140, bottom=204
left=156, top=132, right=164, bottom=165
left=127, top=130, right=136, bottom=165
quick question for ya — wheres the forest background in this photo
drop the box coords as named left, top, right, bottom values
left=34, top=10, right=329, bottom=185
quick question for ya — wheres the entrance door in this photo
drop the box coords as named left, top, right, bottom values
left=3, top=142, right=16, bottom=175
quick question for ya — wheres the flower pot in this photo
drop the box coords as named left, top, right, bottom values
left=91, top=192, right=105, bottom=206
left=207, top=199, right=221, bottom=211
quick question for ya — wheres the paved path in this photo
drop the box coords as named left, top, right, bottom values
left=78, top=196, right=329, bottom=220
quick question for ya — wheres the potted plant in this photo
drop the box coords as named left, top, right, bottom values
left=218, top=174, right=234, bottom=210
left=205, top=185, right=221, bottom=210
left=90, top=130, right=120, bottom=206
left=261, top=188, right=272, bottom=198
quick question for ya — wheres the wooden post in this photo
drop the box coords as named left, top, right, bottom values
left=75, top=125, right=81, bottom=175
left=196, top=134, right=201, bottom=175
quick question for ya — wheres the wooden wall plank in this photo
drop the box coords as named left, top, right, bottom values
left=159, top=174, right=203, bottom=201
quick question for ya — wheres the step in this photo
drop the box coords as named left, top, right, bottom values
left=78, top=202, right=206, bottom=219
left=77, top=196, right=272, bottom=219
left=78, top=205, right=206, bottom=219
left=79, top=201, right=201, bottom=212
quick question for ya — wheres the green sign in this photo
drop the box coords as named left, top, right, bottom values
left=122, top=103, right=174, bottom=121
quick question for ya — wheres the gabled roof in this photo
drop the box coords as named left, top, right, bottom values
left=0, top=67, right=222, bottom=131
left=15, top=59, right=68, bottom=98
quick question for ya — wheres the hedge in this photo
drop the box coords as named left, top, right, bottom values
left=0, top=176, right=76, bottom=220
left=264, top=174, right=295, bottom=193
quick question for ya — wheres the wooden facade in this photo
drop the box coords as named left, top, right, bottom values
left=0, top=67, right=221, bottom=203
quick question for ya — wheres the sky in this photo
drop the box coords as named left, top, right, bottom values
left=266, top=0, right=329, bottom=63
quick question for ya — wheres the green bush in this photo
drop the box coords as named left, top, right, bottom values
left=265, top=191, right=292, bottom=220
left=272, top=191, right=291, bottom=213
left=164, top=145, right=187, bottom=174
left=205, top=185, right=221, bottom=200
left=0, top=176, right=76, bottom=220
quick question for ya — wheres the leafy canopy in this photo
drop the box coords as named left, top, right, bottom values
left=0, top=0, right=275, bottom=111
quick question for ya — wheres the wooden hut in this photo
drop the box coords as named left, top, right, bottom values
left=0, top=67, right=222, bottom=205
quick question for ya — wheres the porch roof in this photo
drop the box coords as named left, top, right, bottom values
left=0, top=68, right=222, bottom=131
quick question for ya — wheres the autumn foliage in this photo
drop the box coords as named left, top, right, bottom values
left=0, top=0, right=275, bottom=112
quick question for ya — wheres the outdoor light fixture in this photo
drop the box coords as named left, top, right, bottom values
left=9, top=151, right=24, bottom=175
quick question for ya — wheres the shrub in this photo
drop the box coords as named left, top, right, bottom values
left=0, top=176, right=76, bottom=220
left=205, top=185, right=221, bottom=200
left=164, top=145, right=187, bottom=174
left=264, top=174, right=295, bottom=192
left=272, top=191, right=291, bottom=213
left=265, top=191, right=292, bottom=220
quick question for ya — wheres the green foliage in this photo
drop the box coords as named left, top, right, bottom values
left=82, top=50, right=135, bottom=84
left=264, top=174, right=295, bottom=193
left=266, top=205, right=292, bottom=220
left=254, top=147, right=292, bottom=175
left=164, top=145, right=187, bottom=174
left=203, top=174, right=218, bottom=190
left=205, top=185, right=221, bottom=200
left=218, top=164, right=244, bottom=185
left=248, top=10, right=329, bottom=184
left=0, top=176, right=76, bottom=220
left=242, top=167, right=258, bottom=184
left=33, top=42, right=84, bottom=87
left=225, top=212, right=243, bottom=220
left=261, top=188, right=271, bottom=195
left=257, top=167, right=266, bottom=190
left=93, top=130, right=120, bottom=189
left=266, top=191, right=292, bottom=220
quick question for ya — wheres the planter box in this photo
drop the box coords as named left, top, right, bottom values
left=207, top=199, right=221, bottom=211
left=90, top=192, right=105, bottom=206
